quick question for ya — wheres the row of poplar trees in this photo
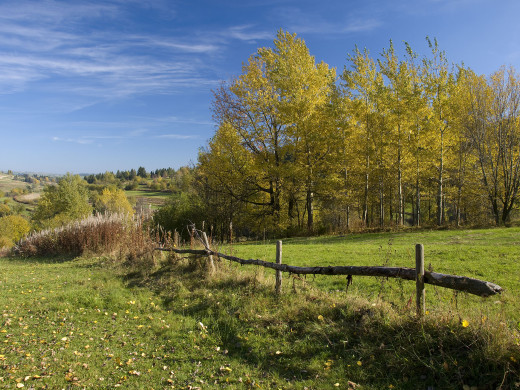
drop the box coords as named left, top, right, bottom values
left=196, top=30, right=520, bottom=235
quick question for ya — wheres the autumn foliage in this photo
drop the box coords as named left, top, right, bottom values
left=197, top=31, right=520, bottom=236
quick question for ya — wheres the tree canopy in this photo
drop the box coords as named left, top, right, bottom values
left=192, top=30, right=520, bottom=237
left=33, top=173, right=92, bottom=228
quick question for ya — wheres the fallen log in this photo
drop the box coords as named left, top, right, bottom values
left=155, top=247, right=502, bottom=297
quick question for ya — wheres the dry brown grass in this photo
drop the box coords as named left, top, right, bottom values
left=13, top=213, right=158, bottom=265
left=14, top=193, right=41, bottom=203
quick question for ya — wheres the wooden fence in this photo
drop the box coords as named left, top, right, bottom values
left=156, top=235, right=502, bottom=316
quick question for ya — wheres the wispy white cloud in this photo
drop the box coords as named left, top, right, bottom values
left=155, top=116, right=214, bottom=126
left=0, top=1, right=223, bottom=100
left=141, top=37, right=220, bottom=53
left=226, top=25, right=273, bottom=42
left=272, top=6, right=381, bottom=35
left=0, top=1, right=118, bottom=24
left=52, top=136, right=94, bottom=145
left=155, top=134, right=199, bottom=140
left=51, top=130, right=146, bottom=145
left=341, top=18, right=381, bottom=33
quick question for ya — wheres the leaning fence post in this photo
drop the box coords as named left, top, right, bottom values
left=202, top=232, right=215, bottom=275
left=415, top=243, right=425, bottom=316
left=275, top=240, right=282, bottom=295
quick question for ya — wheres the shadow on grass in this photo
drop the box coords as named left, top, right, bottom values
left=5, top=254, right=79, bottom=264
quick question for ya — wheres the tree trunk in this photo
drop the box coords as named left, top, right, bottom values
left=436, top=130, right=445, bottom=226
left=346, top=205, right=350, bottom=231
left=306, top=188, right=314, bottom=231
left=416, top=180, right=421, bottom=227
left=397, top=124, right=404, bottom=226
left=379, top=178, right=384, bottom=228
left=363, top=164, right=369, bottom=227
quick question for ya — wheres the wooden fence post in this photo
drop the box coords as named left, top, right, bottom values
left=190, top=226, right=194, bottom=250
left=173, top=229, right=179, bottom=248
left=202, top=232, right=215, bottom=275
left=415, top=243, right=425, bottom=316
left=275, top=240, right=282, bottom=295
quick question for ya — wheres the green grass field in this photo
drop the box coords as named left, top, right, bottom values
left=0, top=256, right=253, bottom=389
left=1, top=227, right=519, bottom=388
left=124, top=189, right=173, bottom=210
left=227, top=227, right=520, bottom=327
left=124, top=190, right=170, bottom=199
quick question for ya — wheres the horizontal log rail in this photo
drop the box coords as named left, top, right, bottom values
left=155, top=246, right=502, bottom=298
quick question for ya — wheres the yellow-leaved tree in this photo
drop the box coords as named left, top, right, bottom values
left=203, top=30, right=338, bottom=233
left=96, top=187, right=134, bottom=215
left=0, top=215, right=31, bottom=248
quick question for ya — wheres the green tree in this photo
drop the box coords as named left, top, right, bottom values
left=341, top=46, right=379, bottom=226
left=261, top=31, right=337, bottom=231
left=422, top=37, right=456, bottom=225
left=153, top=192, right=205, bottom=240
left=33, top=173, right=92, bottom=228
left=137, top=167, right=148, bottom=178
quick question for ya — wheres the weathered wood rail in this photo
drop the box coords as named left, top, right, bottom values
left=156, top=239, right=502, bottom=315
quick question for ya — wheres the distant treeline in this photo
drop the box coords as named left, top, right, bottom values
left=83, top=166, right=195, bottom=193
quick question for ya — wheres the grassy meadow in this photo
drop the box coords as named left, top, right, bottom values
left=226, top=227, right=520, bottom=327
left=124, top=188, right=172, bottom=210
left=1, top=226, right=520, bottom=388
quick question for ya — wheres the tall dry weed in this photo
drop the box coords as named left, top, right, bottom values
left=14, top=213, right=158, bottom=264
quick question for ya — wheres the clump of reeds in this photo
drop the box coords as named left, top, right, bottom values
left=14, top=213, right=158, bottom=263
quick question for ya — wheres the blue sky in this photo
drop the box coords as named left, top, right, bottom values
left=1, top=0, right=519, bottom=174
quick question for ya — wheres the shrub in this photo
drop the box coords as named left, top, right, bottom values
left=153, top=192, right=205, bottom=240
left=0, top=215, right=31, bottom=248
left=0, top=203, right=11, bottom=217
left=14, top=213, right=157, bottom=263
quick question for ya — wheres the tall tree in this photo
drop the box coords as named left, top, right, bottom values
left=261, top=31, right=337, bottom=231
left=205, top=30, right=337, bottom=232
left=379, top=41, right=414, bottom=226
left=341, top=47, right=379, bottom=226
left=463, top=66, right=520, bottom=224
left=422, top=37, right=455, bottom=225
